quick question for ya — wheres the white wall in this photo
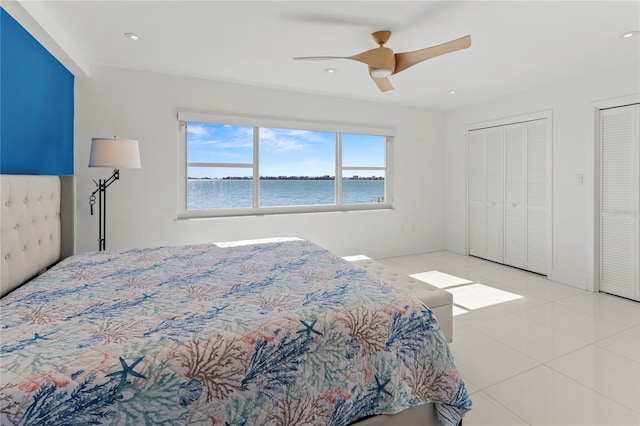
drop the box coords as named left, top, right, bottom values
left=75, top=65, right=446, bottom=258
left=445, top=64, right=640, bottom=289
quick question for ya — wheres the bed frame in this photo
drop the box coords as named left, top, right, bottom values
left=353, top=403, right=439, bottom=425
left=0, top=174, right=447, bottom=426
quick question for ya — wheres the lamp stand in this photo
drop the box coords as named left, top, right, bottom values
left=89, top=169, right=120, bottom=251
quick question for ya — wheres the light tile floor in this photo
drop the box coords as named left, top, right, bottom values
left=377, top=251, right=640, bottom=426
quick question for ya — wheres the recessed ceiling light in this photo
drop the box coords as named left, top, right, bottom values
left=449, top=90, right=457, bottom=95
left=621, top=30, right=640, bottom=39
left=325, top=68, right=337, bottom=74
left=124, top=33, right=141, bottom=41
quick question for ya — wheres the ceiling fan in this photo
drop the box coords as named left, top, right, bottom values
left=294, top=31, right=471, bottom=92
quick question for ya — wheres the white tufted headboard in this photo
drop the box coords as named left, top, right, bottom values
left=0, top=175, right=75, bottom=297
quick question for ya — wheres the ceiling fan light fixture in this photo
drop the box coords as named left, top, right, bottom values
left=370, top=68, right=393, bottom=78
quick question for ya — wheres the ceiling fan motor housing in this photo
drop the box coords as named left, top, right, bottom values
left=372, top=30, right=392, bottom=46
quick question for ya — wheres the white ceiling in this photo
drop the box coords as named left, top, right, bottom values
left=6, top=0, right=640, bottom=110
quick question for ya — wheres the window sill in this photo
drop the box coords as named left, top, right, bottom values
left=176, top=203, right=393, bottom=220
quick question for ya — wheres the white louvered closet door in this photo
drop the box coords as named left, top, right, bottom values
left=600, top=105, right=640, bottom=301
left=468, top=130, right=486, bottom=258
left=468, top=117, right=548, bottom=275
left=504, top=124, right=525, bottom=269
left=526, top=121, right=548, bottom=274
left=485, top=128, right=504, bottom=263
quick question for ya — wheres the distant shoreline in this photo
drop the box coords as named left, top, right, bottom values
left=188, top=176, right=384, bottom=181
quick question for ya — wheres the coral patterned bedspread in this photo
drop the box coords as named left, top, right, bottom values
left=0, top=238, right=471, bottom=425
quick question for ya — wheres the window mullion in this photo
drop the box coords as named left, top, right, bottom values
left=254, top=127, right=260, bottom=208
left=385, top=136, right=392, bottom=204
left=336, top=133, right=343, bottom=206
left=178, top=121, right=188, bottom=217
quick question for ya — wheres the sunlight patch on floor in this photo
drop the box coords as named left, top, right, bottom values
left=452, top=305, right=470, bottom=316
left=410, top=270, right=525, bottom=315
left=215, top=237, right=303, bottom=247
left=343, top=259, right=526, bottom=316
left=342, top=255, right=372, bottom=262
left=410, top=270, right=473, bottom=289
left=448, top=283, right=524, bottom=310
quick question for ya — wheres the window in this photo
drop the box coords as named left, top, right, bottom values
left=178, top=112, right=393, bottom=217
left=259, top=127, right=336, bottom=207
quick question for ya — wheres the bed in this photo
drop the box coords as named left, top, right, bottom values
left=0, top=174, right=471, bottom=426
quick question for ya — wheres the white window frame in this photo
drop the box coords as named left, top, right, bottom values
left=177, top=112, right=394, bottom=218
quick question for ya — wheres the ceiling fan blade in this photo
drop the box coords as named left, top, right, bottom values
left=294, top=47, right=395, bottom=71
left=394, top=35, right=471, bottom=74
left=293, top=56, right=349, bottom=60
left=349, top=46, right=395, bottom=71
left=370, top=75, right=394, bottom=92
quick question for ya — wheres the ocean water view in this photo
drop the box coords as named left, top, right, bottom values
left=187, top=179, right=385, bottom=210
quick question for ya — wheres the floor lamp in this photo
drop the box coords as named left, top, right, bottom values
left=89, top=137, right=142, bottom=251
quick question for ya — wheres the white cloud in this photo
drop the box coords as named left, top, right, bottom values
left=212, top=139, right=253, bottom=149
left=187, top=125, right=210, bottom=136
left=260, top=128, right=306, bottom=152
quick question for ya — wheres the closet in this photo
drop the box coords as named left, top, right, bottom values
left=599, top=104, right=640, bottom=301
left=468, top=118, right=548, bottom=275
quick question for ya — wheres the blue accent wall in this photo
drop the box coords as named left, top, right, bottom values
left=1, top=8, right=74, bottom=175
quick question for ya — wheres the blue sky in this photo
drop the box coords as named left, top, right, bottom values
left=187, top=122, right=385, bottom=178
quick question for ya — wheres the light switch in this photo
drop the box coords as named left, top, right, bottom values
left=575, top=174, right=583, bottom=185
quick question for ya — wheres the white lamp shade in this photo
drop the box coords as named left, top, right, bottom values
left=89, top=138, right=142, bottom=169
